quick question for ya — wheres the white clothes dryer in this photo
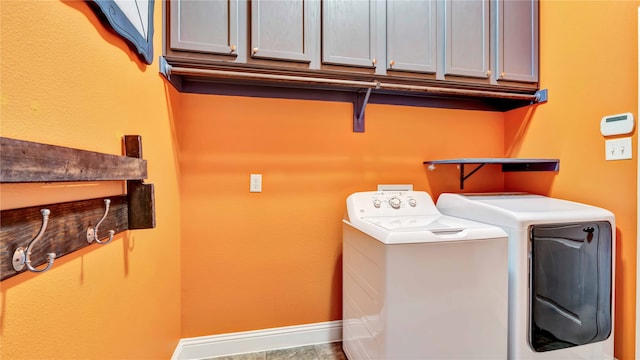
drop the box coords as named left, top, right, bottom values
left=436, top=193, right=615, bottom=360
left=342, top=190, right=509, bottom=360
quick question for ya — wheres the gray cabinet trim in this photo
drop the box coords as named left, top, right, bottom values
left=444, top=0, right=490, bottom=78
left=386, top=0, right=437, bottom=73
left=495, top=0, right=538, bottom=83
left=251, top=0, right=315, bottom=62
left=170, top=0, right=239, bottom=56
left=322, top=0, right=377, bottom=68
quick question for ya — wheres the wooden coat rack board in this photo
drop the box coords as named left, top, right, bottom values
left=0, top=135, right=155, bottom=281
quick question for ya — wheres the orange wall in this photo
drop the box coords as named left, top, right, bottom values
left=178, top=2, right=640, bottom=359
left=177, top=95, right=506, bottom=336
left=2, top=1, right=638, bottom=360
left=505, top=1, right=639, bottom=359
left=0, top=1, right=181, bottom=359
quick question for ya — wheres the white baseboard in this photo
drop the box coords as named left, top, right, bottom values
left=172, top=320, right=343, bottom=360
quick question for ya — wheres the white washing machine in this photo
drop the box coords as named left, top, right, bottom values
left=436, top=193, right=615, bottom=360
left=342, top=190, right=509, bottom=360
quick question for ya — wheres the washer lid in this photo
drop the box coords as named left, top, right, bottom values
left=362, top=215, right=464, bottom=232
left=346, top=214, right=507, bottom=244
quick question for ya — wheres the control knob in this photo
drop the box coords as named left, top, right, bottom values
left=408, top=199, right=417, bottom=207
left=373, top=199, right=382, bottom=208
left=388, top=197, right=401, bottom=209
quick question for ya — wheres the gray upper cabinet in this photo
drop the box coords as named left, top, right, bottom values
left=165, top=0, right=538, bottom=92
left=322, top=0, right=377, bottom=68
left=495, top=0, right=538, bottom=83
left=170, top=0, right=239, bottom=56
left=386, top=0, right=437, bottom=73
left=443, top=0, right=490, bottom=79
left=251, top=0, right=316, bottom=62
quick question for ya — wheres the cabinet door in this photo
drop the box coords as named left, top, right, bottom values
left=322, top=0, right=377, bottom=68
left=444, top=0, right=490, bottom=78
left=251, top=0, right=315, bottom=62
left=496, top=0, right=538, bottom=83
left=387, top=0, right=437, bottom=73
left=170, top=0, right=239, bottom=55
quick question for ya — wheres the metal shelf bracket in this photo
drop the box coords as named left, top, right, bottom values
left=534, top=88, right=548, bottom=104
left=459, top=163, right=486, bottom=190
left=424, top=158, right=559, bottom=189
left=353, top=88, right=372, bottom=133
left=159, top=56, right=171, bottom=79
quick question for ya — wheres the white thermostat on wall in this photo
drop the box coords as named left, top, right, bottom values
left=600, top=112, right=635, bottom=136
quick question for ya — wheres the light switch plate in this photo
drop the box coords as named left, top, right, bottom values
left=605, top=137, right=632, bottom=160
left=250, top=174, right=262, bottom=192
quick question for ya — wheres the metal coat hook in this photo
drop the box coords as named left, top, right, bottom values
left=86, top=199, right=115, bottom=245
left=13, top=209, right=56, bottom=273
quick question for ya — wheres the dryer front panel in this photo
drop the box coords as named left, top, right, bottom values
left=529, top=222, right=612, bottom=352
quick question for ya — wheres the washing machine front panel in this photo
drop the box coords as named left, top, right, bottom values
left=342, top=222, right=509, bottom=360
left=343, top=191, right=509, bottom=360
left=530, top=222, right=613, bottom=352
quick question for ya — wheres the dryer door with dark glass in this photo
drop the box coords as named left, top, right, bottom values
left=530, top=222, right=612, bottom=352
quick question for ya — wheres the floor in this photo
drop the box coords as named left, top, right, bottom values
left=209, top=342, right=347, bottom=360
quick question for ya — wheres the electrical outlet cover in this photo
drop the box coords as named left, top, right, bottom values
left=250, top=174, right=262, bottom=192
left=605, top=137, right=632, bottom=160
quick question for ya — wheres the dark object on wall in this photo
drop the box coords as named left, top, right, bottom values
left=530, top=222, right=612, bottom=351
left=89, top=0, right=154, bottom=64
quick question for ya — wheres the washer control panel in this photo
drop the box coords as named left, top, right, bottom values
left=373, top=194, right=416, bottom=209
left=346, top=191, right=441, bottom=219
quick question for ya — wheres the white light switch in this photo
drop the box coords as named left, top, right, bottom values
left=250, top=174, right=262, bottom=192
left=605, top=137, right=632, bottom=160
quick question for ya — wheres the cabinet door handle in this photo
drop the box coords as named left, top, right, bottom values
left=372, top=58, right=377, bottom=66
left=252, top=47, right=259, bottom=55
left=230, top=44, right=237, bottom=52
left=500, top=72, right=506, bottom=79
left=486, top=70, right=492, bottom=77
left=389, top=60, right=395, bottom=68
